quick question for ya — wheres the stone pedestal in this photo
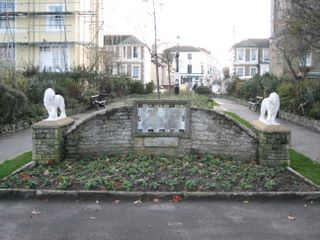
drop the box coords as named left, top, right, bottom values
left=32, top=118, right=74, bottom=164
left=252, top=120, right=291, bottom=166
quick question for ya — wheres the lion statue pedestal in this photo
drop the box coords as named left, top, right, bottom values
left=43, top=88, right=66, bottom=121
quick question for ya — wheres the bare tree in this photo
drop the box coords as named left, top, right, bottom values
left=275, top=0, right=320, bottom=80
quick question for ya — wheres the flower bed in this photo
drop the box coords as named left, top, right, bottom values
left=0, top=153, right=317, bottom=192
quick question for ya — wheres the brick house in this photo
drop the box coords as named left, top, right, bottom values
left=231, top=39, right=270, bottom=79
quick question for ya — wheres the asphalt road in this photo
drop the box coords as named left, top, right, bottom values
left=0, top=199, right=319, bottom=240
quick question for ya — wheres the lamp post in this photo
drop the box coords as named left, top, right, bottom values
left=174, top=36, right=180, bottom=95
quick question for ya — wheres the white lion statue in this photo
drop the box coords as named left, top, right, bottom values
left=43, top=88, right=66, bottom=121
left=259, top=92, right=280, bottom=125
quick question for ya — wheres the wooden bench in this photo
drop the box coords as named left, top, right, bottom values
left=248, top=96, right=263, bottom=112
left=91, top=94, right=108, bottom=109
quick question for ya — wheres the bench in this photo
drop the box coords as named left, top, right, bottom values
left=91, top=94, right=109, bottom=109
left=248, top=96, right=263, bottom=112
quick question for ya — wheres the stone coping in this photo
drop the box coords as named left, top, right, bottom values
left=0, top=189, right=320, bottom=201
left=252, top=120, right=290, bottom=133
left=65, top=102, right=257, bottom=140
left=32, top=117, right=75, bottom=129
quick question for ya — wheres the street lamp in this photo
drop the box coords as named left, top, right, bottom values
left=174, top=36, right=180, bottom=95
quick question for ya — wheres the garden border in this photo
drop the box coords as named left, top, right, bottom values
left=0, top=189, right=320, bottom=201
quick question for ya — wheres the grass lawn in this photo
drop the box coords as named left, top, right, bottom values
left=290, top=149, right=320, bottom=186
left=0, top=152, right=32, bottom=179
left=223, top=111, right=254, bottom=129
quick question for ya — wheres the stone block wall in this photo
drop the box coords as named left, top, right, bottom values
left=191, top=108, right=257, bottom=162
left=64, top=106, right=258, bottom=162
left=65, top=107, right=133, bottom=158
left=32, top=118, right=74, bottom=164
left=252, top=120, right=291, bottom=166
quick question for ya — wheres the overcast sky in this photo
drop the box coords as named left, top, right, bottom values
left=104, top=0, right=271, bottom=67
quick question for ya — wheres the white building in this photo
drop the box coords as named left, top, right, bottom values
left=164, top=46, right=215, bottom=88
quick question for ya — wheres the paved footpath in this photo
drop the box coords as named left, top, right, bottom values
left=0, top=199, right=319, bottom=240
left=213, top=98, right=320, bottom=163
left=0, top=128, right=32, bottom=163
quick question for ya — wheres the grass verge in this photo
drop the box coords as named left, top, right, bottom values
left=223, top=111, right=254, bottom=129
left=0, top=152, right=32, bottom=179
left=290, top=149, right=320, bottom=186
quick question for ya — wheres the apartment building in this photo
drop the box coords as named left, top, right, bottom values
left=104, top=35, right=151, bottom=83
left=0, top=0, right=103, bottom=72
left=230, top=38, right=270, bottom=80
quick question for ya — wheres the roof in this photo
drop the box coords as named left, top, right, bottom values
left=166, top=46, right=209, bottom=53
left=232, top=38, right=270, bottom=48
left=104, top=35, right=145, bottom=46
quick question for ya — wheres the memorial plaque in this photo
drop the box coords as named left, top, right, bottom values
left=144, top=137, right=179, bottom=147
left=133, top=100, right=191, bottom=137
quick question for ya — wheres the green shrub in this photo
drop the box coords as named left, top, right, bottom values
left=227, top=78, right=245, bottom=97
left=145, top=81, right=155, bottom=94
left=277, top=79, right=320, bottom=119
left=195, top=86, right=212, bottom=95
left=129, top=80, right=145, bottom=94
left=0, top=83, right=28, bottom=124
left=239, top=77, right=262, bottom=100
left=309, top=101, right=320, bottom=119
left=239, top=74, right=280, bottom=100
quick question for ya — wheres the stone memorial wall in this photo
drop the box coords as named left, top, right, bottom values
left=32, top=100, right=290, bottom=166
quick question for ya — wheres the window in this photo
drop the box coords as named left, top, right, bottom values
left=122, top=46, right=126, bottom=58
left=120, top=64, right=127, bottom=74
left=0, top=1, right=15, bottom=30
left=40, top=46, right=50, bottom=52
left=250, top=49, right=258, bottom=62
left=48, top=5, right=65, bottom=31
left=236, top=49, right=244, bottom=61
left=40, top=45, right=69, bottom=71
left=300, top=51, right=312, bottom=67
left=133, top=46, right=140, bottom=58
left=250, top=67, right=257, bottom=76
left=52, top=46, right=68, bottom=71
left=187, top=64, right=192, bottom=74
left=263, top=49, right=270, bottom=62
left=0, top=43, right=15, bottom=66
left=236, top=67, right=244, bottom=77
left=132, top=66, right=140, bottom=79
left=188, top=53, right=192, bottom=59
